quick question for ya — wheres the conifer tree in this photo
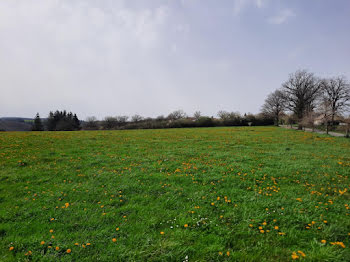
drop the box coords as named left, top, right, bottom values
left=32, top=113, right=44, bottom=131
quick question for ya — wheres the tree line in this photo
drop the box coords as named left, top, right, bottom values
left=32, top=110, right=274, bottom=131
left=83, top=110, right=273, bottom=130
left=261, top=69, right=350, bottom=136
left=31, top=69, right=350, bottom=135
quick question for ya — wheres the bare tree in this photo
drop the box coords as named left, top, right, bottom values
left=282, top=114, right=297, bottom=128
left=84, top=116, right=99, bottom=130
left=261, top=89, right=286, bottom=126
left=282, top=70, right=321, bottom=129
left=193, top=111, right=201, bottom=121
left=131, top=114, right=143, bottom=122
left=217, top=111, right=239, bottom=120
left=156, top=115, right=165, bottom=121
left=167, top=110, right=187, bottom=120
left=217, top=111, right=241, bottom=125
left=102, top=116, right=118, bottom=129
left=300, top=111, right=317, bottom=132
left=115, top=116, right=129, bottom=126
left=320, top=76, right=350, bottom=126
left=217, top=110, right=228, bottom=120
left=317, top=95, right=333, bottom=134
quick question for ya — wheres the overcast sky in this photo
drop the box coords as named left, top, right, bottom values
left=1, top=0, right=350, bottom=119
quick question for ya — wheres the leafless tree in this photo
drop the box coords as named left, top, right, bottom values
left=156, top=115, right=165, bottom=121
left=217, top=110, right=228, bottom=120
left=167, top=110, right=187, bottom=120
left=282, top=114, right=297, bottom=128
left=281, top=70, right=321, bottom=129
left=300, top=111, right=317, bottom=132
left=102, top=116, right=118, bottom=129
left=114, top=116, right=128, bottom=128
left=217, top=111, right=240, bottom=120
left=193, top=111, right=201, bottom=121
left=84, top=116, right=99, bottom=130
left=217, top=111, right=242, bottom=125
left=261, top=89, right=286, bottom=126
left=131, top=114, right=143, bottom=122
left=116, top=116, right=128, bottom=124
left=320, top=76, right=350, bottom=126
left=317, top=96, right=333, bottom=134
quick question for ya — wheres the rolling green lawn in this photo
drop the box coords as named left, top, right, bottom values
left=1, top=127, right=350, bottom=261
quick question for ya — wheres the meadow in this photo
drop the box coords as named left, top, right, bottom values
left=0, top=127, right=350, bottom=261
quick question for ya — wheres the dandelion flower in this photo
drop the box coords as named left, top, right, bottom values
left=67, top=249, right=71, bottom=253
left=55, top=246, right=59, bottom=251
left=291, top=252, right=299, bottom=260
left=9, top=247, right=14, bottom=251
left=112, top=238, right=117, bottom=242
left=160, top=231, right=165, bottom=235
left=40, top=241, right=45, bottom=245
left=321, top=240, right=326, bottom=244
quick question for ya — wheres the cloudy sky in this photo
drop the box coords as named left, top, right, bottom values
left=1, top=0, right=350, bottom=119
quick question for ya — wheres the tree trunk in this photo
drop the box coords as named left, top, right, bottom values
left=346, top=124, right=350, bottom=138
left=298, top=124, right=302, bottom=130
left=326, top=123, right=329, bottom=134
left=274, top=116, right=278, bottom=126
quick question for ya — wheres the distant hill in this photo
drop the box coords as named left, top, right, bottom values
left=0, top=117, right=34, bottom=131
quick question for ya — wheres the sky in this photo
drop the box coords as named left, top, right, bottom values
left=1, top=0, right=350, bottom=119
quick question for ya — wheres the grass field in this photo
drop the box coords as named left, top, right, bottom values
left=1, top=127, right=350, bottom=261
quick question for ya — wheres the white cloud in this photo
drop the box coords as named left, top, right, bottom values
left=268, top=9, right=295, bottom=24
left=0, top=0, right=173, bottom=117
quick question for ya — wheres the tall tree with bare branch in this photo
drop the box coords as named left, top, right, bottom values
left=281, top=70, right=321, bottom=129
left=320, top=76, right=350, bottom=126
left=261, top=89, right=286, bottom=126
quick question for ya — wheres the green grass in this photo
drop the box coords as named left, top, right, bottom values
left=1, top=127, right=350, bottom=261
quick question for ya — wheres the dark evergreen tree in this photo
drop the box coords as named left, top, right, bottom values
left=45, top=110, right=81, bottom=131
left=47, top=111, right=56, bottom=131
left=32, top=113, right=44, bottom=131
left=73, top=114, right=81, bottom=130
